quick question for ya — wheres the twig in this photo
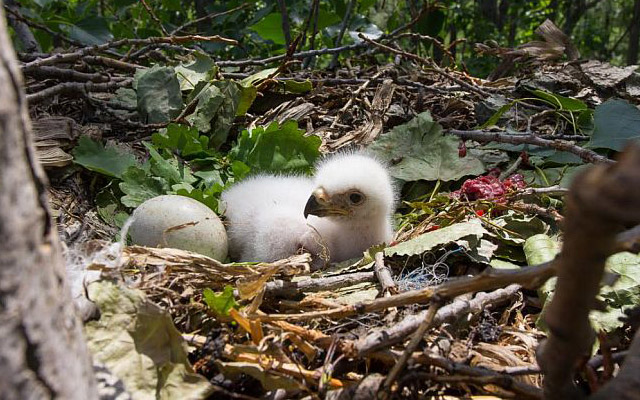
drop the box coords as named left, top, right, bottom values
left=399, top=371, right=542, bottom=399
left=26, top=78, right=133, bottom=104
left=170, top=3, right=251, bottom=35
left=251, top=222, right=640, bottom=323
left=24, top=65, right=109, bottom=82
left=448, top=129, right=615, bottom=165
left=125, top=43, right=197, bottom=61
left=250, top=261, right=555, bottom=322
left=358, top=34, right=491, bottom=97
left=330, top=69, right=384, bottom=129
left=22, top=35, right=237, bottom=72
left=83, top=55, right=145, bottom=71
left=217, top=43, right=366, bottom=67
left=509, top=185, right=569, bottom=199
left=356, top=284, right=521, bottom=356
left=395, top=32, right=457, bottom=67
left=329, top=0, right=357, bottom=69
left=302, top=0, right=321, bottom=68
left=506, top=202, right=564, bottom=222
left=374, top=252, right=397, bottom=295
left=264, top=271, right=375, bottom=298
left=139, top=0, right=169, bottom=36
left=381, top=301, right=442, bottom=399
left=408, top=352, right=543, bottom=399
left=276, top=0, right=292, bottom=47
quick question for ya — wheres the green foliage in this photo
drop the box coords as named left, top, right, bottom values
left=75, top=118, right=321, bottom=222
left=250, top=13, right=287, bottom=45
left=69, top=16, right=113, bottom=45
left=229, top=121, right=321, bottom=174
left=589, top=99, right=640, bottom=151
left=10, top=0, right=636, bottom=74
left=175, top=53, right=218, bottom=91
left=203, top=286, right=238, bottom=316
left=368, top=112, right=486, bottom=182
left=136, top=65, right=183, bottom=123
left=72, top=136, right=138, bottom=179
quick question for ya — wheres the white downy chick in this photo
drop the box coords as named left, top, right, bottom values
left=304, top=152, right=396, bottom=262
left=221, top=152, right=396, bottom=267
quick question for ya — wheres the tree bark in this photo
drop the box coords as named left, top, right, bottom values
left=0, top=4, right=97, bottom=400
left=628, top=0, right=640, bottom=65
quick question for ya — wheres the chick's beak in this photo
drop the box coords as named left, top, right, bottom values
left=304, top=187, right=349, bottom=218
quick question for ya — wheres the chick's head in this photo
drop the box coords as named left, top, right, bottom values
left=304, top=153, right=396, bottom=220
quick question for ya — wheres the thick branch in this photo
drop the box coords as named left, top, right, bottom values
left=537, top=145, right=640, bottom=400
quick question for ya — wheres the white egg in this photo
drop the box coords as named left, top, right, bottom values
left=129, top=195, right=228, bottom=261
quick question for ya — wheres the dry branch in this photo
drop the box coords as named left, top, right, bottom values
left=22, top=35, right=237, bottom=72
left=537, top=145, right=640, bottom=399
left=357, top=284, right=522, bottom=356
left=449, top=129, right=615, bottom=165
left=251, top=262, right=556, bottom=322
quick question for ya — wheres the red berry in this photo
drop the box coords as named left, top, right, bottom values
left=458, top=140, right=467, bottom=158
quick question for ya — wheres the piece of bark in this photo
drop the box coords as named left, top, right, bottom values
left=0, top=4, right=97, bottom=399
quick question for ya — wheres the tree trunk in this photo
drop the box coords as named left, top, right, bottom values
left=628, top=0, right=640, bottom=65
left=0, top=5, right=97, bottom=400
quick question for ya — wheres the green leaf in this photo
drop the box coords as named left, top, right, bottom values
left=203, top=286, right=238, bottom=316
left=186, top=81, right=241, bottom=148
left=119, top=166, right=167, bottom=208
left=492, top=211, right=549, bottom=246
left=386, top=220, right=488, bottom=258
left=236, top=68, right=278, bottom=116
left=136, top=65, right=183, bottom=123
left=151, top=123, right=211, bottom=159
left=237, top=85, right=258, bottom=116
left=588, top=99, right=640, bottom=151
left=229, top=121, right=321, bottom=173
left=69, top=16, right=113, bottom=45
left=85, top=281, right=213, bottom=399
left=240, top=68, right=278, bottom=87
left=524, top=234, right=559, bottom=306
left=73, top=136, right=138, bottom=179
left=368, top=112, right=486, bottom=182
left=231, top=160, right=251, bottom=180
left=174, top=186, right=220, bottom=212
left=110, top=87, right=137, bottom=109
left=316, top=7, right=341, bottom=30
left=186, top=83, right=225, bottom=132
left=523, top=234, right=559, bottom=266
left=250, top=13, right=286, bottom=45
left=480, top=103, right=514, bottom=128
left=175, top=53, right=218, bottom=91
left=193, top=169, right=224, bottom=188
left=528, top=89, right=588, bottom=111
left=592, top=252, right=640, bottom=333
left=144, top=142, right=197, bottom=186
left=282, top=79, right=313, bottom=94
left=95, top=186, right=130, bottom=227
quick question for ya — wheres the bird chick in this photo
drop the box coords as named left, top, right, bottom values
left=304, top=153, right=396, bottom=263
left=221, top=152, right=396, bottom=268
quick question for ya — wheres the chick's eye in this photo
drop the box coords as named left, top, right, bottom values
left=349, top=192, right=364, bottom=205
